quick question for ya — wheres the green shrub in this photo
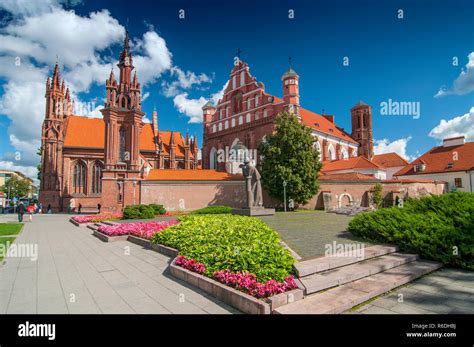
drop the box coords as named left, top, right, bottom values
left=123, top=204, right=155, bottom=220
left=151, top=214, right=295, bottom=282
left=192, top=206, right=232, bottom=214
left=148, top=204, right=166, bottom=215
left=348, top=192, right=474, bottom=269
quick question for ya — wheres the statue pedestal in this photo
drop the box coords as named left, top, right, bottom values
left=232, top=207, right=275, bottom=216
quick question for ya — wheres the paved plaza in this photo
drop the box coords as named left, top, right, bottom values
left=259, top=211, right=372, bottom=259
left=0, top=214, right=237, bottom=314
left=350, top=267, right=474, bottom=314
left=0, top=212, right=472, bottom=314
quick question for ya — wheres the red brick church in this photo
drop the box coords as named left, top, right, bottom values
left=202, top=59, right=376, bottom=173
left=39, top=32, right=199, bottom=212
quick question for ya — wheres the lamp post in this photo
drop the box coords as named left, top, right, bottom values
left=283, top=180, right=287, bottom=212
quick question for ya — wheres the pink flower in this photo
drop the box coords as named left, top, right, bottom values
left=97, top=220, right=179, bottom=239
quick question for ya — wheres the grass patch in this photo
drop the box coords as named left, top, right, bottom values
left=0, top=237, right=17, bottom=261
left=0, top=223, right=23, bottom=236
left=151, top=214, right=295, bottom=282
left=191, top=206, right=232, bottom=215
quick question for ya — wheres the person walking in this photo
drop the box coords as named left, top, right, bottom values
left=27, top=204, right=34, bottom=222
left=38, top=202, right=43, bottom=214
left=47, top=204, right=52, bottom=214
left=17, top=202, right=26, bottom=222
left=78, top=203, right=82, bottom=214
left=97, top=203, right=101, bottom=214
left=68, top=199, right=75, bottom=214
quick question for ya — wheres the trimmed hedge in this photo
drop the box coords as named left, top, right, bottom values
left=123, top=204, right=166, bottom=220
left=348, top=192, right=474, bottom=270
left=192, top=206, right=232, bottom=215
left=151, top=214, right=295, bottom=282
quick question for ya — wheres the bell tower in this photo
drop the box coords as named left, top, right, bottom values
left=39, top=63, right=73, bottom=212
left=100, top=30, right=144, bottom=211
left=281, top=60, right=300, bottom=118
left=351, top=101, right=373, bottom=159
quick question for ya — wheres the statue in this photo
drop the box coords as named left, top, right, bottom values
left=233, top=155, right=274, bottom=216
left=240, top=158, right=263, bottom=208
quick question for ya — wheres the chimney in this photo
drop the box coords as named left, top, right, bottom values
left=322, top=114, right=334, bottom=123
left=443, top=136, right=465, bottom=147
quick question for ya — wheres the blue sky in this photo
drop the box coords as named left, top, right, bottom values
left=0, top=0, right=473, bottom=180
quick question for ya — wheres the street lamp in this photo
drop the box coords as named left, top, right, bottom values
left=283, top=180, right=287, bottom=212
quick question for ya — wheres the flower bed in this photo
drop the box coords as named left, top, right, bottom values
left=72, top=212, right=123, bottom=224
left=174, top=255, right=298, bottom=298
left=97, top=220, right=179, bottom=239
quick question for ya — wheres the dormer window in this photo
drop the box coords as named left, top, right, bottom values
left=447, top=163, right=454, bottom=169
left=314, top=122, right=320, bottom=127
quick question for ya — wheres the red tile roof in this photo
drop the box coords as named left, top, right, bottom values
left=63, top=116, right=191, bottom=156
left=321, top=156, right=381, bottom=172
left=372, top=152, right=409, bottom=168
left=299, top=108, right=358, bottom=144
left=145, top=169, right=243, bottom=181
left=320, top=172, right=378, bottom=181
left=394, top=142, right=474, bottom=176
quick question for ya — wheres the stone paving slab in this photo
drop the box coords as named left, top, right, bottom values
left=0, top=214, right=238, bottom=314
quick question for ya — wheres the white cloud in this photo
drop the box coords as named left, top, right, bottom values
left=162, top=66, right=212, bottom=97
left=429, top=106, right=474, bottom=141
left=0, top=161, right=39, bottom=185
left=373, top=136, right=416, bottom=161
left=0, top=0, right=80, bottom=17
left=435, top=52, right=474, bottom=97
left=173, top=82, right=228, bottom=123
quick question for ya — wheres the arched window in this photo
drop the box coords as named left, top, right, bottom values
left=246, top=113, right=251, bottom=123
left=340, top=148, right=349, bottom=160
left=239, top=115, right=243, bottom=125
left=218, top=122, right=222, bottom=131
left=212, top=124, right=217, bottom=133
left=232, top=75, right=236, bottom=89
left=119, top=127, right=126, bottom=161
left=231, top=118, right=235, bottom=127
left=225, top=120, right=229, bottom=129
left=92, top=162, right=103, bottom=194
left=240, top=71, right=245, bottom=86
left=263, top=109, right=269, bottom=118
left=314, top=141, right=322, bottom=161
left=72, top=161, right=86, bottom=194
left=247, top=98, right=251, bottom=110
left=209, top=147, right=217, bottom=169
left=121, top=97, right=126, bottom=108
left=327, top=144, right=336, bottom=160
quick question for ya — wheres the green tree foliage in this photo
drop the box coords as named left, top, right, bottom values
left=36, top=147, right=42, bottom=182
left=369, top=183, right=383, bottom=208
left=258, top=112, right=322, bottom=206
left=348, top=192, right=474, bottom=270
left=0, top=175, right=31, bottom=199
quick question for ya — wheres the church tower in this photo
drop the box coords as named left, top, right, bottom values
left=281, top=64, right=300, bottom=118
left=100, top=30, right=144, bottom=211
left=351, top=101, right=374, bottom=159
left=39, top=63, right=73, bottom=212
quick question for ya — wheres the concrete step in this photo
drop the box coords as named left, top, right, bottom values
left=300, top=252, right=419, bottom=294
left=275, top=260, right=442, bottom=314
left=294, top=245, right=399, bottom=277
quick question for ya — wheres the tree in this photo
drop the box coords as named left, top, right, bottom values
left=258, top=111, right=322, bottom=206
left=0, top=175, right=31, bottom=200
left=369, top=183, right=383, bottom=208
left=36, top=147, right=42, bottom=182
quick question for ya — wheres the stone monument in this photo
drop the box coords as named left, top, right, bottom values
left=233, top=157, right=275, bottom=216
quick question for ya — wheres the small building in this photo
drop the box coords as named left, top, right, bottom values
left=372, top=153, right=409, bottom=179
left=394, top=136, right=474, bottom=192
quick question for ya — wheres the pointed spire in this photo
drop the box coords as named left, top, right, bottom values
left=61, top=80, right=65, bottom=92
left=169, top=131, right=175, bottom=146
left=124, top=29, right=130, bottom=52
left=65, top=87, right=70, bottom=101
left=52, top=63, right=60, bottom=88
left=193, top=135, right=198, bottom=149
left=46, top=77, right=51, bottom=91
left=185, top=132, right=190, bottom=145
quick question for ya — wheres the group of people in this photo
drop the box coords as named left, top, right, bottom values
left=16, top=202, right=53, bottom=222
left=67, top=199, right=101, bottom=214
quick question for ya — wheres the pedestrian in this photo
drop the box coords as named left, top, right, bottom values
left=68, top=199, right=75, bottom=214
left=97, top=203, right=101, bottom=214
left=78, top=203, right=82, bottom=214
left=34, top=202, right=38, bottom=214
left=38, top=202, right=43, bottom=214
left=47, top=204, right=52, bottom=214
left=17, top=202, right=26, bottom=222
left=27, top=204, right=34, bottom=222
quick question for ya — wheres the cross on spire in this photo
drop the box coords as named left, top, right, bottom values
left=235, top=48, right=243, bottom=60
